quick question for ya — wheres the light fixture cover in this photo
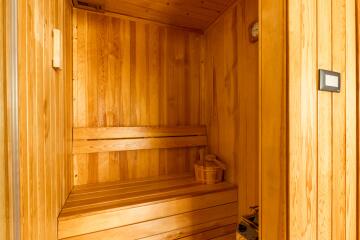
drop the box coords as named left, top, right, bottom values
left=53, top=28, right=62, bottom=69
left=319, top=69, right=341, bottom=92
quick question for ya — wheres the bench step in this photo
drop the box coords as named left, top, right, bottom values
left=58, top=175, right=238, bottom=239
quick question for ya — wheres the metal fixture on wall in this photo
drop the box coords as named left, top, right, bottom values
left=319, top=69, right=341, bottom=92
left=72, top=0, right=104, bottom=12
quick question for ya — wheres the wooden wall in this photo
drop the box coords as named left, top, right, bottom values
left=17, top=0, right=73, bottom=239
left=73, top=0, right=260, bottom=219
left=203, top=0, right=259, bottom=217
left=288, top=0, right=357, bottom=238
left=73, top=9, right=203, bottom=185
left=0, top=0, right=8, bottom=238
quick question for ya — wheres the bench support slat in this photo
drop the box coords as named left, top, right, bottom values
left=73, top=136, right=207, bottom=154
left=73, top=126, right=207, bottom=140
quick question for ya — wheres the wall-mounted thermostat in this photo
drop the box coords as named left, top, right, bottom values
left=319, top=69, right=340, bottom=92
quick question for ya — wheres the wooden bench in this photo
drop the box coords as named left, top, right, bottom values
left=58, top=126, right=238, bottom=240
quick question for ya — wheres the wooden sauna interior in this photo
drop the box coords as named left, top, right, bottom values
left=10, top=0, right=260, bottom=239
left=4, top=0, right=360, bottom=239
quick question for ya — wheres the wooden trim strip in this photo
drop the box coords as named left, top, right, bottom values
left=73, top=126, right=207, bottom=140
left=73, top=136, right=207, bottom=154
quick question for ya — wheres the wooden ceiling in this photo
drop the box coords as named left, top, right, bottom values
left=73, top=0, right=236, bottom=30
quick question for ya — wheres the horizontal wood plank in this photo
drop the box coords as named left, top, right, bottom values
left=60, top=203, right=238, bottom=239
left=58, top=176, right=237, bottom=239
left=212, top=233, right=236, bottom=240
left=61, top=182, right=236, bottom=214
left=58, top=190, right=237, bottom=238
left=73, top=136, right=207, bottom=154
left=180, top=224, right=237, bottom=240
left=139, top=217, right=237, bottom=240
left=66, top=178, right=198, bottom=203
left=73, top=126, right=207, bottom=140
left=72, top=173, right=194, bottom=193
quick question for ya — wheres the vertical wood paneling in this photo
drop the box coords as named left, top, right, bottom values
left=317, top=0, right=332, bottom=238
left=17, top=0, right=73, bottom=239
left=259, top=0, right=287, bottom=238
left=0, top=0, right=8, bottom=238
left=332, top=1, right=347, bottom=238
left=357, top=1, right=360, bottom=238
left=289, top=0, right=318, bottom=237
left=345, top=0, right=357, bottom=239
left=288, top=0, right=358, bottom=238
left=73, top=9, right=203, bottom=185
left=237, top=0, right=259, bottom=217
left=203, top=0, right=259, bottom=217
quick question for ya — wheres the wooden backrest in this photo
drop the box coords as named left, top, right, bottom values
left=72, top=126, right=207, bottom=154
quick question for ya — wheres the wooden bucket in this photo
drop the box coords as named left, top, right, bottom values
left=195, top=153, right=225, bottom=184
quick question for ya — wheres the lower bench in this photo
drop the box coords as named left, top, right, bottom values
left=58, top=175, right=238, bottom=239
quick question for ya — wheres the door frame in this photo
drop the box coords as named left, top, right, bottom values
left=259, top=0, right=288, bottom=239
left=357, top=0, right=360, bottom=237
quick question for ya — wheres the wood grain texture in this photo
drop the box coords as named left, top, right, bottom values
left=317, top=0, right=333, bottom=239
left=62, top=203, right=237, bottom=240
left=139, top=217, right=237, bottom=240
left=317, top=0, right=332, bottom=238
left=345, top=0, right=357, bottom=238
left=259, top=0, right=287, bottom=239
left=73, top=126, right=207, bottom=154
left=0, top=0, right=8, bottom=238
left=73, top=8, right=203, bottom=185
left=74, top=126, right=206, bottom=139
left=73, top=136, right=208, bottom=153
left=288, top=0, right=358, bottom=238
left=289, top=0, right=318, bottom=238
left=212, top=234, right=236, bottom=240
left=58, top=176, right=237, bottom=239
left=203, top=0, right=259, bottom=218
left=17, top=0, right=73, bottom=239
left=178, top=224, right=237, bottom=240
left=74, top=0, right=236, bottom=31
left=357, top=1, right=360, bottom=237
left=332, top=1, right=347, bottom=238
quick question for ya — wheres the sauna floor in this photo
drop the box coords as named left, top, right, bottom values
left=58, top=174, right=238, bottom=239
